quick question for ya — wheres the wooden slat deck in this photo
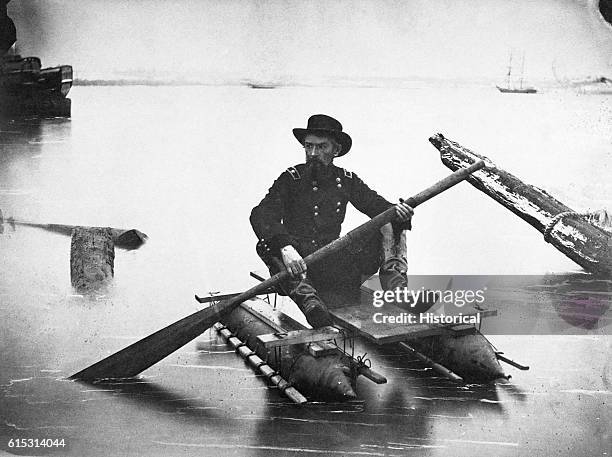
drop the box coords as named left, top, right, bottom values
left=256, top=326, right=341, bottom=348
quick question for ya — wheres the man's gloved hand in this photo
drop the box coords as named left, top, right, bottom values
left=281, top=245, right=307, bottom=278
left=395, top=200, right=414, bottom=223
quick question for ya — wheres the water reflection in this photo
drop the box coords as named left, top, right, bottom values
left=467, top=274, right=612, bottom=335
left=86, top=378, right=227, bottom=421
left=0, top=119, right=44, bottom=181
left=542, top=274, right=611, bottom=330
left=239, top=340, right=513, bottom=457
left=0, top=117, right=72, bottom=222
left=0, top=117, right=71, bottom=153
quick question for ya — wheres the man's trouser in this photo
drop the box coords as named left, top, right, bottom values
left=255, top=224, right=409, bottom=327
left=378, top=223, right=408, bottom=291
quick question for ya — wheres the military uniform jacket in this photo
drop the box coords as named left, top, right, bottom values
left=250, top=163, right=408, bottom=257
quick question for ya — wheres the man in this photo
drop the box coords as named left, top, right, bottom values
left=250, top=114, right=415, bottom=328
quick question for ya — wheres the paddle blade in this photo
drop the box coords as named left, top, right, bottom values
left=70, top=299, right=233, bottom=381
left=70, top=272, right=284, bottom=381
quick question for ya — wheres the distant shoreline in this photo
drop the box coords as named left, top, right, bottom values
left=72, top=78, right=610, bottom=91
left=74, top=79, right=226, bottom=87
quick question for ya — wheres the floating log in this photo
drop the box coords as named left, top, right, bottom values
left=70, top=227, right=115, bottom=293
left=1, top=215, right=146, bottom=293
left=112, top=228, right=148, bottom=250
left=6, top=219, right=147, bottom=250
left=220, top=301, right=357, bottom=401
left=429, top=133, right=612, bottom=276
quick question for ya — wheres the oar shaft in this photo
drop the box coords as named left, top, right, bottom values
left=306, top=160, right=485, bottom=268
left=405, top=160, right=485, bottom=207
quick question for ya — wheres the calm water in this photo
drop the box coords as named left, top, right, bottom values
left=0, top=85, right=610, bottom=456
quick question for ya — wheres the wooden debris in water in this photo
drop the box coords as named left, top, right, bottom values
left=429, top=133, right=612, bottom=276
left=70, top=227, right=115, bottom=293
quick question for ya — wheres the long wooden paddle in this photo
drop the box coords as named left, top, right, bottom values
left=71, top=160, right=485, bottom=381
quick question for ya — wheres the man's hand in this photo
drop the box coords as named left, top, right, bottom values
left=281, top=245, right=307, bottom=278
left=395, top=200, right=414, bottom=223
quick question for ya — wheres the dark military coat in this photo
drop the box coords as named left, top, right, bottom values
left=250, top=162, right=405, bottom=258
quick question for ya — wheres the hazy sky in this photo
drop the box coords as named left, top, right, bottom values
left=8, top=0, right=612, bottom=81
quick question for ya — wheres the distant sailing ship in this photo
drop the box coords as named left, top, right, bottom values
left=496, top=52, right=537, bottom=94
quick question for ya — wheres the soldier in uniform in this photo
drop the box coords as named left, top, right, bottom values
left=250, top=114, right=416, bottom=328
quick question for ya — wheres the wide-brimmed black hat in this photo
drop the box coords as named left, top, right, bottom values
left=293, top=114, right=352, bottom=157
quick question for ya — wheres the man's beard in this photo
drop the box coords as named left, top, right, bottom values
left=306, top=157, right=331, bottom=180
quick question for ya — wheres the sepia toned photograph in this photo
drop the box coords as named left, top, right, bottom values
left=1, top=1, right=610, bottom=456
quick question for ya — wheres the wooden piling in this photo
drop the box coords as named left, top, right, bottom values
left=70, top=227, right=115, bottom=293
left=429, top=133, right=612, bottom=276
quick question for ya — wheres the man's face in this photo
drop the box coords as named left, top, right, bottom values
left=303, top=134, right=339, bottom=166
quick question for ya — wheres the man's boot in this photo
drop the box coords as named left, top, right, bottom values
left=378, top=224, right=435, bottom=314
left=379, top=223, right=409, bottom=291
left=287, top=277, right=334, bottom=328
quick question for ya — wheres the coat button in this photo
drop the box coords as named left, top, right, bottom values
left=336, top=177, right=341, bottom=183
left=314, top=205, right=319, bottom=210
left=314, top=212, right=319, bottom=216
left=337, top=183, right=342, bottom=189
left=313, top=186, right=318, bottom=191
left=312, top=240, right=316, bottom=244
left=336, top=208, right=340, bottom=213
left=336, top=201, right=341, bottom=206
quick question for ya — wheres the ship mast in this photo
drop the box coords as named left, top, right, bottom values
left=519, top=52, right=526, bottom=90
left=506, top=52, right=513, bottom=89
